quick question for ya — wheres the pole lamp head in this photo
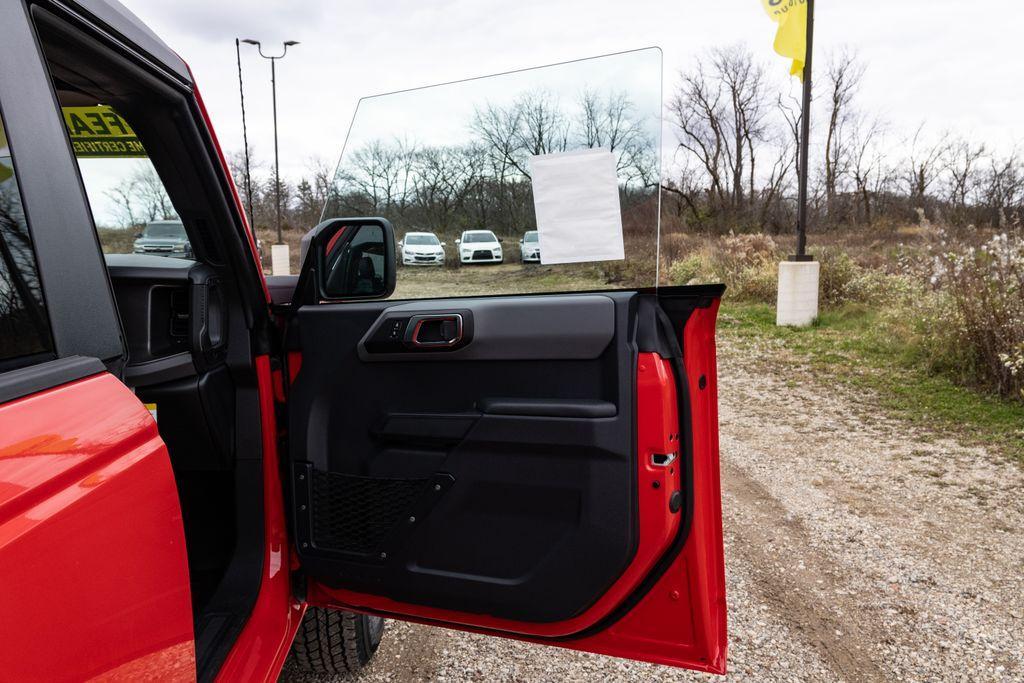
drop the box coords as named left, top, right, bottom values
left=284, top=40, right=300, bottom=47
left=241, top=38, right=260, bottom=46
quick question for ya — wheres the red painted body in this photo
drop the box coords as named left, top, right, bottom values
left=567, top=300, right=728, bottom=673
left=0, top=372, right=196, bottom=681
left=214, top=355, right=304, bottom=683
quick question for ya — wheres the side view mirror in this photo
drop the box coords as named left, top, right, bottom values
left=292, top=217, right=396, bottom=306
left=397, top=241, right=404, bottom=248
left=455, top=239, right=461, bottom=245
left=134, top=233, right=143, bottom=239
left=441, top=242, right=447, bottom=247
left=498, top=237, right=504, bottom=243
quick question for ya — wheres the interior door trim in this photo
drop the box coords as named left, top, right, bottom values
left=356, top=294, right=615, bottom=362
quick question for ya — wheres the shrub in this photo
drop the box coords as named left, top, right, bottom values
left=814, top=247, right=890, bottom=307
left=709, top=232, right=780, bottom=303
left=724, top=259, right=778, bottom=302
left=927, top=233, right=1024, bottom=399
left=718, top=232, right=779, bottom=263
left=668, top=254, right=704, bottom=285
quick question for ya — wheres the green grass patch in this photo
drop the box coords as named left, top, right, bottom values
left=720, top=301, right=1024, bottom=462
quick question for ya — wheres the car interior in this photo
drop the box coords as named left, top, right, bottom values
left=32, top=7, right=270, bottom=678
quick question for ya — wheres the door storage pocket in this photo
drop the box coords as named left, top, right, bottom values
left=311, top=469, right=429, bottom=555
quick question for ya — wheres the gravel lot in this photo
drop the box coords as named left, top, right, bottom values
left=282, top=326, right=1024, bottom=683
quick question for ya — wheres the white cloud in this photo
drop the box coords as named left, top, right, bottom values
left=122, top=0, right=1024, bottom=183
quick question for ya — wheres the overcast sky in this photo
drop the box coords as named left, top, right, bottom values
left=121, top=0, right=1022, bottom=184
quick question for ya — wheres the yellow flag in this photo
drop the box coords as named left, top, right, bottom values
left=761, top=0, right=808, bottom=79
left=0, top=125, right=11, bottom=183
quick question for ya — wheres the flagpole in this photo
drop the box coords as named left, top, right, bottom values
left=776, top=0, right=819, bottom=326
left=793, top=0, right=814, bottom=260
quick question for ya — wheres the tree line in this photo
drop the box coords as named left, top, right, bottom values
left=108, top=47, right=1020, bottom=240
left=664, top=45, right=1024, bottom=235
left=226, top=88, right=659, bottom=242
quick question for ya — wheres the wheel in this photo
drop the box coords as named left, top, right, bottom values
left=288, top=607, right=386, bottom=675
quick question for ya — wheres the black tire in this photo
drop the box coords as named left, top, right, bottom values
left=288, top=607, right=385, bottom=676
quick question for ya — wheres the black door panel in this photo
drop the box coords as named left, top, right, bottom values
left=290, top=292, right=641, bottom=622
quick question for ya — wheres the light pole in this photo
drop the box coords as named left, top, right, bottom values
left=241, top=38, right=298, bottom=246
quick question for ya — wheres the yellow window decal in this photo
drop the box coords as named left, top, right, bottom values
left=61, top=105, right=147, bottom=158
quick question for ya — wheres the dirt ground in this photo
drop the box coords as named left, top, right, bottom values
left=282, top=312, right=1024, bottom=683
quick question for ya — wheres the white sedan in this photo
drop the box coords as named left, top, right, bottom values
left=399, top=231, right=446, bottom=266
left=456, top=230, right=503, bottom=264
left=520, top=230, right=540, bottom=263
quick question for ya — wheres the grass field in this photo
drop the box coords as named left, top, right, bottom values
left=391, top=262, right=607, bottom=299
left=719, top=301, right=1024, bottom=463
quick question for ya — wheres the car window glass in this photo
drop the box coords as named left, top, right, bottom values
left=405, top=234, right=438, bottom=245
left=0, top=110, right=55, bottom=369
left=58, top=105, right=183, bottom=257
left=321, top=48, right=662, bottom=300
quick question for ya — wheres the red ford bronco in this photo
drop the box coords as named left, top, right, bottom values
left=0, top=1, right=727, bottom=679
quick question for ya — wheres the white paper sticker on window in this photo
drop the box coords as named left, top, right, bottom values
left=529, top=148, right=624, bottom=265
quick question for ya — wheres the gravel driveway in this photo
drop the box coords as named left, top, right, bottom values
left=282, top=326, right=1024, bottom=683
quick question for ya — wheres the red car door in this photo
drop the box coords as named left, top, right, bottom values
left=0, top=365, right=196, bottom=681
left=285, top=221, right=727, bottom=672
left=0, top=11, right=195, bottom=678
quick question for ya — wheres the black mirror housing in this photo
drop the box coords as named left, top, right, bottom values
left=292, top=217, right=396, bottom=306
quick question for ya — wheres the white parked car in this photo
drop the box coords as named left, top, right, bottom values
left=456, top=230, right=503, bottom=264
left=399, top=231, right=446, bottom=266
left=520, top=230, right=540, bottom=263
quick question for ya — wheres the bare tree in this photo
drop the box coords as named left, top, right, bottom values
left=720, top=48, right=769, bottom=209
left=822, top=49, right=865, bottom=223
left=944, top=137, right=987, bottom=225
left=982, top=148, right=1024, bottom=228
left=849, top=113, right=888, bottom=225
left=293, top=157, right=336, bottom=229
left=670, top=46, right=769, bottom=219
left=902, top=124, right=949, bottom=211
left=410, top=146, right=475, bottom=231
left=105, top=163, right=176, bottom=229
left=515, top=90, right=570, bottom=160
left=336, top=139, right=416, bottom=215
left=576, top=89, right=655, bottom=184
left=669, top=58, right=728, bottom=208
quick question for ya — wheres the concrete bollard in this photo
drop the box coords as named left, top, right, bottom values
left=776, top=259, right=820, bottom=326
left=271, top=244, right=291, bottom=276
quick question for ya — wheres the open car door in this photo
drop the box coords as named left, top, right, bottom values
left=284, top=49, right=727, bottom=674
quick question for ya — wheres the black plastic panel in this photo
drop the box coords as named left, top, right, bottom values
left=478, top=397, right=617, bottom=418
left=105, top=255, right=227, bottom=385
left=0, top=355, right=104, bottom=404
left=290, top=292, right=640, bottom=623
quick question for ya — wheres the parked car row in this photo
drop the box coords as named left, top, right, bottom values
left=398, top=229, right=542, bottom=265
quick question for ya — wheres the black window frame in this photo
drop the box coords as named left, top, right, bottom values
left=0, top=0, right=126, bottom=380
